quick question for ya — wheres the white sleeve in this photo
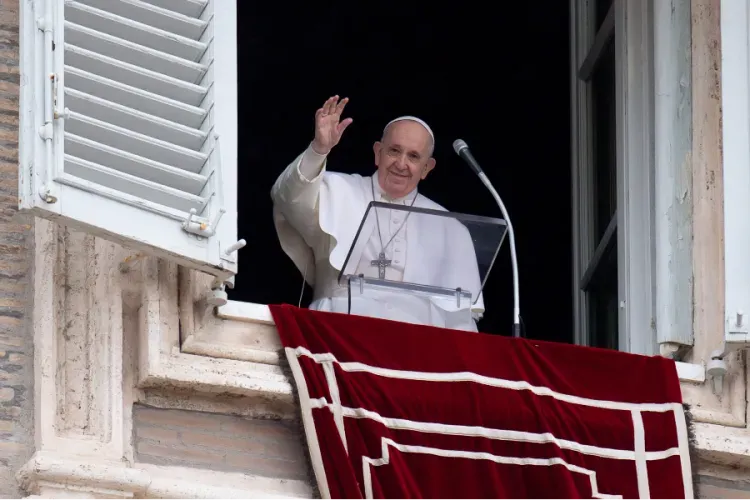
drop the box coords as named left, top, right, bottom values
left=298, top=143, right=327, bottom=181
left=270, top=143, right=329, bottom=250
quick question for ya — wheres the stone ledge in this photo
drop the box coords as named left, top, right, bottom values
left=181, top=300, right=281, bottom=365
left=17, top=452, right=149, bottom=498
left=181, top=331, right=280, bottom=365
left=214, top=300, right=710, bottom=387
left=17, top=452, right=313, bottom=499
left=138, top=348, right=296, bottom=420
left=693, top=422, right=750, bottom=468
left=141, top=267, right=295, bottom=420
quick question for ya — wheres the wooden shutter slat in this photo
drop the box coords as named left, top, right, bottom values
left=65, top=88, right=207, bottom=150
left=64, top=155, right=208, bottom=213
left=64, top=21, right=207, bottom=83
left=76, top=0, right=209, bottom=41
left=65, top=133, right=208, bottom=195
left=64, top=44, right=208, bottom=106
left=66, top=111, right=208, bottom=173
left=139, top=0, right=208, bottom=19
left=64, top=66, right=208, bottom=129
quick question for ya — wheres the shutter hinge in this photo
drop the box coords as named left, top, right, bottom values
left=36, top=8, right=67, bottom=204
left=181, top=207, right=225, bottom=237
left=37, top=12, right=59, bottom=204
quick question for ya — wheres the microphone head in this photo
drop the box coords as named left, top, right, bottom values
left=452, top=139, right=468, bottom=154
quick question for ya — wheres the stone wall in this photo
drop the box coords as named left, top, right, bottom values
left=133, top=404, right=309, bottom=482
left=0, top=1, right=34, bottom=497
left=697, top=477, right=750, bottom=499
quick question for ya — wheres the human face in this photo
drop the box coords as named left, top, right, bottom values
left=373, top=121, right=436, bottom=199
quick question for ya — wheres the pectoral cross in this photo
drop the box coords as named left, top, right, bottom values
left=370, top=252, right=391, bottom=279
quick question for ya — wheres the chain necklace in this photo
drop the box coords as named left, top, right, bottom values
left=369, top=176, right=419, bottom=279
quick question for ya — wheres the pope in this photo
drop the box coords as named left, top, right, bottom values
left=271, top=95, right=484, bottom=331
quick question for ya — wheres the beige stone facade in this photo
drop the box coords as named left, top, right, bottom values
left=0, top=1, right=34, bottom=496
left=0, top=0, right=750, bottom=498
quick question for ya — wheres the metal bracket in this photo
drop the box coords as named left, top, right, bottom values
left=181, top=207, right=225, bottom=238
left=707, top=310, right=750, bottom=395
left=206, top=273, right=242, bottom=307
left=36, top=16, right=51, bottom=33
left=37, top=123, right=52, bottom=141
left=54, top=106, right=69, bottom=121
left=222, top=276, right=235, bottom=290
left=206, top=282, right=228, bottom=307
left=707, top=350, right=729, bottom=396
left=220, top=239, right=246, bottom=263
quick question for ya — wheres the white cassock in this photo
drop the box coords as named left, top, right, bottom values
left=271, top=143, right=485, bottom=331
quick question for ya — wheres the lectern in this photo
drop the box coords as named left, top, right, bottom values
left=333, top=201, right=508, bottom=331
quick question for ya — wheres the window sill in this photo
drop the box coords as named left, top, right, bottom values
left=180, top=299, right=282, bottom=366
left=217, top=300, right=275, bottom=324
left=143, top=269, right=295, bottom=420
left=675, top=361, right=706, bottom=384
left=214, top=300, right=709, bottom=385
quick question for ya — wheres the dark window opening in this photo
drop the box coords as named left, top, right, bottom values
left=231, top=2, right=573, bottom=343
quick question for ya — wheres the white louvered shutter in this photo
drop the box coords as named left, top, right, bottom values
left=19, top=0, right=240, bottom=280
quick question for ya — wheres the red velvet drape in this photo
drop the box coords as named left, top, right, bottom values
left=270, top=304, right=692, bottom=499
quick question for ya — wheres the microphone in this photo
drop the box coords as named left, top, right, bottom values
left=453, top=139, right=521, bottom=338
left=453, top=139, right=484, bottom=176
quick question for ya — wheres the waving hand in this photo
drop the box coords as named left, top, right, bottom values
left=311, top=95, right=353, bottom=155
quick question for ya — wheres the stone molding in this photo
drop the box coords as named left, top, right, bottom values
left=17, top=451, right=312, bottom=498
left=25, top=219, right=304, bottom=497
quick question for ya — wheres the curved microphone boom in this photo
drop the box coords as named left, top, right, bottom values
left=453, top=139, right=521, bottom=338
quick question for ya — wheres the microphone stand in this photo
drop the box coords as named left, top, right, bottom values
left=453, top=140, right=521, bottom=338
left=479, top=172, right=521, bottom=338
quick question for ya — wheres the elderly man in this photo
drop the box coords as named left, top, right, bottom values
left=271, top=96, right=484, bottom=331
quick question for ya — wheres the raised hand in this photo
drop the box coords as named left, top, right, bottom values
left=311, top=95, right=353, bottom=155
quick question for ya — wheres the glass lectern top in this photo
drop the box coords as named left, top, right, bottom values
left=337, top=201, right=508, bottom=302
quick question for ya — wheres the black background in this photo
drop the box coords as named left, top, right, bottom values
left=230, top=1, right=573, bottom=344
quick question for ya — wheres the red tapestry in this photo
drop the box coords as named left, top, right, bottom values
left=269, top=304, right=693, bottom=499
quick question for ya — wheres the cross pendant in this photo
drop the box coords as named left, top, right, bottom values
left=370, top=252, right=392, bottom=279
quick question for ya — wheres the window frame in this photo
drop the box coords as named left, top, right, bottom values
left=576, top=0, right=619, bottom=351
left=181, top=0, right=685, bottom=361
left=182, top=0, right=705, bottom=382
left=720, top=0, right=750, bottom=346
left=195, top=0, right=666, bottom=355
left=571, top=0, right=658, bottom=355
